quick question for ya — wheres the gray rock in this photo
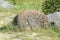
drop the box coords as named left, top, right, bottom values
left=0, top=0, right=17, bottom=9
left=14, top=10, right=49, bottom=28
left=47, top=11, right=60, bottom=28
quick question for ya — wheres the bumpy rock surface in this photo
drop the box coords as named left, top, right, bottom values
left=14, top=10, right=49, bottom=28
left=47, top=11, right=60, bottom=28
left=0, top=0, right=16, bottom=9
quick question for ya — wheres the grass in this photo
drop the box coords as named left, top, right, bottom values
left=0, top=24, right=60, bottom=40
left=0, top=0, right=60, bottom=40
left=5, top=0, right=45, bottom=11
left=0, top=13, right=60, bottom=40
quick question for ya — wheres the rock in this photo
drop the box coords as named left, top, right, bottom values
left=14, top=10, right=49, bottom=28
left=47, top=11, right=60, bottom=28
left=0, top=0, right=17, bottom=9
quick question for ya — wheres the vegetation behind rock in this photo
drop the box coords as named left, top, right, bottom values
left=41, top=0, right=60, bottom=14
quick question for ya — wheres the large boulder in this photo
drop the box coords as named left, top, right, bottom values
left=47, top=11, right=60, bottom=28
left=13, top=10, right=49, bottom=28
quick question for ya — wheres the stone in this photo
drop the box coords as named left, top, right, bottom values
left=47, top=11, right=60, bottom=28
left=0, top=0, right=17, bottom=9
left=13, top=10, right=49, bottom=28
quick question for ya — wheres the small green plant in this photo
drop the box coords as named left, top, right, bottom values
left=41, top=0, right=60, bottom=15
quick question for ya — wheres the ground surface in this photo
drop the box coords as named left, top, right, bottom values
left=0, top=11, right=60, bottom=40
left=0, top=31, right=60, bottom=40
left=0, top=0, right=60, bottom=40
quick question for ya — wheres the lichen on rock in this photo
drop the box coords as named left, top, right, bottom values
left=13, top=9, right=49, bottom=28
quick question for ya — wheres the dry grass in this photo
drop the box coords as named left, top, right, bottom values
left=0, top=0, right=60, bottom=40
